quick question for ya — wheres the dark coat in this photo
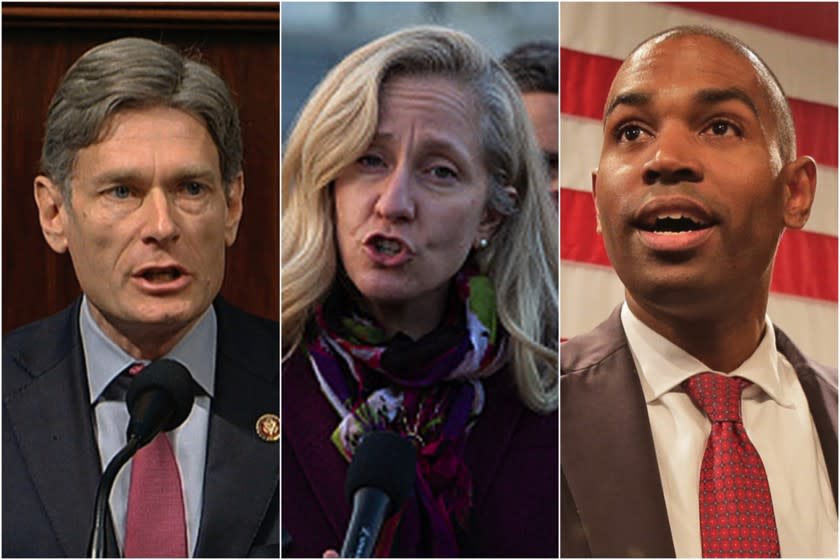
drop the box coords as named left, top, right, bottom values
left=3, top=297, right=279, bottom=557
left=282, top=349, right=558, bottom=557
left=560, top=307, right=838, bottom=557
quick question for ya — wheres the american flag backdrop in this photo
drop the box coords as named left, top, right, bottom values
left=560, top=2, right=839, bottom=367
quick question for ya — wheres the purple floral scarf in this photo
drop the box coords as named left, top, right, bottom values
left=307, top=269, right=505, bottom=556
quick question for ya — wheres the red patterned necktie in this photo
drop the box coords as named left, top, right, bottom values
left=123, top=363, right=188, bottom=557
left=682, top=373, right=780, bottom=558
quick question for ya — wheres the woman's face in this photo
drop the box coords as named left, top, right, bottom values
left=333, top=74, right=498, bottom=337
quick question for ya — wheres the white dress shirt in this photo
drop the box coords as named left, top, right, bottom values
left=81, top=296, right=216, bottom=557
left=621, top=303, right=837, bottom=557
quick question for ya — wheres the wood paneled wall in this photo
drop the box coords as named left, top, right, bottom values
left=2, top=2, right=280, bottom=332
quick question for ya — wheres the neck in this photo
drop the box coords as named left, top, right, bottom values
left=89, top=305, right=198, bottom=360
left=365, top=286, right=449, bottom=341
left=626, top=290, right=769, bottom=373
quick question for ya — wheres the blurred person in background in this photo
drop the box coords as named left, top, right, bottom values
left=502, top=40, right=558, bottom=207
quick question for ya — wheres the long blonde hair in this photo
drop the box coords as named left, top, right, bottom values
left=283, top=26, right=558, bottom=413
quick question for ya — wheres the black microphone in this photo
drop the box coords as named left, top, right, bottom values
left=125, top=359, right=195, bottom=445
left=87, top=359, right=196, bottom=558
left=340, top=431, right=416, bottom=558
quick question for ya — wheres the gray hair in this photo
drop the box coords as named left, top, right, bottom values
left=41, top=37, right=242, bottom=194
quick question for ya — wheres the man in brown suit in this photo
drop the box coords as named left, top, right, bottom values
left=561, top=26, right=837, bottom=557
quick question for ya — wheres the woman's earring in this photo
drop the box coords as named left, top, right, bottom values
left=478, top=238, right=489, bottom=249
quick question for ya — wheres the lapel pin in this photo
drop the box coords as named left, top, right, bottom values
left=256, top=413, right=280, bottom=442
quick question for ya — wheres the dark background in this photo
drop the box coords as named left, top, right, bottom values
left=2, top=2, right=280, bottom=332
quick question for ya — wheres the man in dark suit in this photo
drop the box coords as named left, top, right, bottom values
left=2, top=37, right=279, bottom=557
left=561, top=26, right=837, bottom=557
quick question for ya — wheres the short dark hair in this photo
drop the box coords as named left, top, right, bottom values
left=620, top=26, right=796, bottom=165
left=501, top=41, right=558, bottom=94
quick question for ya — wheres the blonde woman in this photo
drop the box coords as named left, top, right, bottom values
left=282, top=26, right=557, bottom=557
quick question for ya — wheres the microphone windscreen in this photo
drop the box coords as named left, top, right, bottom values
left=344, top=431, right=416, bottom=516
left=126, top=359, right=195, bottom=432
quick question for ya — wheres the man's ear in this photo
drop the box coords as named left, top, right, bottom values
left=224, top=172, right=245, bottom=246
left=591, top=168, right=602, bottom=233
left=781, top=156, right=817, bottom=230
left=475, top=185, right=518, bottom=248
left=34, top=175, right=70, bottom=254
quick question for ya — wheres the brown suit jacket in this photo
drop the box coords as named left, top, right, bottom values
left=560, top=307, right=838, bottom=557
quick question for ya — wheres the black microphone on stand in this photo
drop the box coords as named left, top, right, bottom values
left=87, top=359, right=196, bottom=558
left=340, top=431, right=416, bottom=558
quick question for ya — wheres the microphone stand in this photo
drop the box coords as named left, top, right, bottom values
left=87, top=435, right=141, bottom=558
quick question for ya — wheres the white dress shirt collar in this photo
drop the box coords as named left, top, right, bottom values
left=620, top=302, right=793, bottom=408
left=81, top=295, right=216, bottom=404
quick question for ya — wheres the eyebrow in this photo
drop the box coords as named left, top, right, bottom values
left=91, top=169, right=145, bottom=187
left=603, top=91, right=651, bottom=121
left=91, top=165, right=219, bottom=187
left=603, top=87, right=761, bottom=123
left=693, top=87, right=760, bottom=119
left=371, top=132, right=473, bottom=166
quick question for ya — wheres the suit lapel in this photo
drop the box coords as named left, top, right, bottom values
left=464, top=370, right=524, bottom=514
left=3, top=300, right=111, bottom=556
left=194, top=300, right=279, bottom=557
left=775, top=326, right=839, bottom=508
left=561, top=309, right=675, bottom=557
left=281, top=350, right=350, bottom=544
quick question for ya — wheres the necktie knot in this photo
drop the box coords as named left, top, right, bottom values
left=683, top=372, right=750, bottom=423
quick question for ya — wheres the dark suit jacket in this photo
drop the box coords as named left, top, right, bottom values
left=2, top=297, right=279, bottom=557
left=282, top=349, right=558, bottom=557
left=560, top=307, right=838, bottom=557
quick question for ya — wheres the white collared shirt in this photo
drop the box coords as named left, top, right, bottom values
left=621, top=303, right=837, bottom=557
left=81, top=296, right=216, bottom=557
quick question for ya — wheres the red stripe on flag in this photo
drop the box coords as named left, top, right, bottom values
left=561, top=48, right=838, bottom=167
left=668, top=2, right=838, bottom=44
left=773, top=229, right=838, bottom=301
left=561, top=187, right=838, bottom=302
left=790, top=98, right=838, bottom=166
left=560, top=48, right=621, bottom=121
left=560, top=187, right=610, bottom=267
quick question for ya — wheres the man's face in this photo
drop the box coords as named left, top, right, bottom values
left=593, top=35, right=791, bottom=313
left=522, top=91, right=559, bottom=206
left=36, top=106, right=243, bottom=351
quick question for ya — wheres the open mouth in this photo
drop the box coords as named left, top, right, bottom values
left=366, top=234, right=409, bottom=257
left=639, top=214, right=712, bottom=234
left=140, top=267, right=183, bottom=283
left=363, top=233, right=414, bottom=265
left=372, top=237, right=403, bottom=256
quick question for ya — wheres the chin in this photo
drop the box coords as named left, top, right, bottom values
left=358, top=286, right=418, bottom=306
left=132, top=299, right=203, bottom=326
left=630, top=274, right=726, bottom=314
left=351, top=273, right=414, bottom=300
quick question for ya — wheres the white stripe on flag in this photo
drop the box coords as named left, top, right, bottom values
left=560, top=2, right=838, bottom=106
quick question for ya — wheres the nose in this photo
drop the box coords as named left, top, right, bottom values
left=642, top=124, right=703, bottom=185
left=141, top=188, right=180, bottom=243
left=374, top=165, right=415, bottom=222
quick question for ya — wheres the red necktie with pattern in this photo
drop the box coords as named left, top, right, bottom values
left=682, top=373, right=780, bottom=558
left=123, top=363, right=188, bottom=557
